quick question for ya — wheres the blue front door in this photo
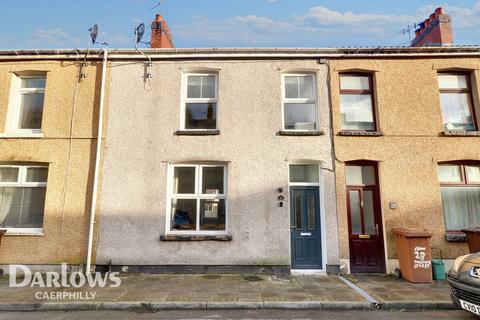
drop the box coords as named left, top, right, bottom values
left=290, top=186, right=323, bottom=269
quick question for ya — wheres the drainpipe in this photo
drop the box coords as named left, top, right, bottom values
left=86, top=48, right=108, bottom=273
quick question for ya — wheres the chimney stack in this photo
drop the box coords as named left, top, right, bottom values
left=411, top=7, right=453, bottom=47
left=150, top=14, right=174, bottom=49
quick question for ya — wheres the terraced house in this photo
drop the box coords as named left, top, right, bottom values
left=0, top=50, right=108, bottom=272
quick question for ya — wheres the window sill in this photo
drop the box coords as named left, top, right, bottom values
left=445, top=232, right=467, bottom=242
left=160, top=234, right=232, bottom=241
left=0, top=132, right=44, bottom=139
left=441, top=130, right=480, bottom=137
left=277, top=130, right=325, bottom=136
left=0, top=228, right=44, bottom=236
left=337, top=130, right=383, bottom=136
left=175, top=130, right=220, bottom=136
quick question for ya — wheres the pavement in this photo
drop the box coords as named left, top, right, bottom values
left=0, top=273, right=455, bottom=312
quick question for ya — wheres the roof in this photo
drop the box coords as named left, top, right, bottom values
left=1, top=46, right=480, bottom=60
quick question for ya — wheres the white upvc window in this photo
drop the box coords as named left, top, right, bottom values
left=6, top=75, right=46, bottom=135
left=281, top=74, right=319, bottom=131
left=0, top=164, right=48, bottom=234
left=181, top=73, right=219, bottom=130
left=166, top=164, right=227, bottom=234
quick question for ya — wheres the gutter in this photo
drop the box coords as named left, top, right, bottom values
left=85, top=48, right=108, bottom=273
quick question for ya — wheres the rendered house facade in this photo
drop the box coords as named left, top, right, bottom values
left=0, top=52, right=107, bottom=270
left=96, top=52, right=340, bottom=272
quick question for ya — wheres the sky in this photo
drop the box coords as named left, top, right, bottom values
left=1, top=0, right=479, bottom=49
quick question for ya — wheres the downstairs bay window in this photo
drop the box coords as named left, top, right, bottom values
left=167, top=164, right=227, bottom=234
left=438, top=163, right=480, bottom=231
left=0, top=164, right=48, bottom=233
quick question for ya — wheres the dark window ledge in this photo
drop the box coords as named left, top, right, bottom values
left=277, top=130, right=325, bottom=136
left=445, top=232, right=467, bottom=242
left=160, top=234, right=232, bottom=241
left=442, top=130, right=480, bottom=137
left=337, top=130, right=383, bottom=136
left=175, top=130, right=220, bottom=136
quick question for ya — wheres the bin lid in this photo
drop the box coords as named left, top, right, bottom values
left=392, top=228, right=432, bottom=237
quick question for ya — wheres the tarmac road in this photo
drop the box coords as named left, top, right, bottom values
left=0, top=310, right=475, bottom=320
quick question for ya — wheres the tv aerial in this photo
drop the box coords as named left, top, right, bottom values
left=402, top=22, right=418, bottom=43
left=134, top=23, right=153, bottom=80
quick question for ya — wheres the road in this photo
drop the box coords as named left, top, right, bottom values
left=0, top=310, right=475, bottom=319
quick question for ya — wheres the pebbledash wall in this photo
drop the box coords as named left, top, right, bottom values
left=96, top=55, right=340, bottom=271
left=330, top=56, right=480, bottom=273
left=0, top=56, right=106, bottom=270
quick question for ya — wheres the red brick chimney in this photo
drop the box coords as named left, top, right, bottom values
left=150, top=14, right=174, bottom=48
left=411, top=7, right=453, bottom=47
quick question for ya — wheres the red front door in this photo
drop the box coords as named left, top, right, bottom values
left=346, top=164, right=385, bottom=273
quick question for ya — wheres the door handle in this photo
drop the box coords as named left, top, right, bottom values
left=374, top=224, right=379, bottom=235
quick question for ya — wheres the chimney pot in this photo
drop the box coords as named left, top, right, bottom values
left=435, top=7, right=444, bottom=15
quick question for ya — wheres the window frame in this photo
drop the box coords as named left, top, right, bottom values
left=438, top=162, right=480, bottom=232
left=180, top=73, right=219, bottom=131
left=6, top=75, right=46, bottom=135
left=339, top=73, right=377, bottom=132
left=0, top=164, right=48, bottom=234
left=437, top=72, right=478, bottom=131
left=166, top=163, right=228, bottom=235
left=281, top=73, right=319, bottom=132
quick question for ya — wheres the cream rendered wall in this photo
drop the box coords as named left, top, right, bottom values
left=97, top=59, right=339, bottom=267
left=329, top=57, right=480, bottom=268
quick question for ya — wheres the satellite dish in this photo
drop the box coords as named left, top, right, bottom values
left=89, top=24, right=99, bottom=45
left=135, top=23, right=146, bottom=44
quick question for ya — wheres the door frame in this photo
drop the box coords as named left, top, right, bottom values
left=345, top=161, right=386, bottom=273
left=288, top=163, right=327, bottom=271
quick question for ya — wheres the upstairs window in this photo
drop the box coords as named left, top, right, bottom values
left=0, top=164, right=48, bottom=231
left=282, top=74, right=318, bottom=131
left=7, top=75, right=46, bottom=133
left=438, top=163, right=480, bottom=231
left=182, top=74, right=218, bottom=130
left=168, top=164, right=227, bottom=233
left=438, top=73, right=476, bottom=131
left=340, top=74, right=376, bottom=131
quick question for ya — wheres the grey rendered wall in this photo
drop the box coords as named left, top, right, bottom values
left=97, top=59, right=339, bottom=267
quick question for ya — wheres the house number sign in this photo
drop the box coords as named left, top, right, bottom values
left=413, top=246, right=431, bottom=269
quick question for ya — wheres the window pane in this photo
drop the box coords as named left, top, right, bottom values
left=340, top=76, right=370, bottom=90
left=285, top=76, right=299, bottom=99
left=26, top=168, right=48, bottom=183
left=340, top=94, right=374, bottom=130
left=0, top=168, right=19, bottom=182
left=467, top=166, right=480, bottom=183
left=307, top=193, right=316, bottom=230
left=349, top=191, right=362, bottom=234
left=294, top=194, right=302, bottom=229
left=202, top=76, right=216, bottom=99
left=299, top=76, right=314, bottom=99
left=0, top=187, right=45, bottom=229
left=187, top=76, right=202, bottom=98
left=173, top=167, right=195, bottom=194
left=346, top=166, right=376, bottom=185
left=200, top=199, right=225, bottom=231
left=284, top=103, right=316, bottom=130
left=441, top=187, right=480, bottom=230
left=440, top=93, right=474, bottom=131
left=438, top=165, right=462, bottom=183
left=364, top=191, right=376, bottom=235
left=21, top=77, right=46, bottom=89
left=438, top=74, right=468, bottom=89
left=289, top=165, right=319, bottom=183
left=185, top=103, right=217, bottom=129
left=202, top=167, right=224, bottom=194
left=171, top=199, right=196, bottom=231
left=19, top=93, right=44, bottom=129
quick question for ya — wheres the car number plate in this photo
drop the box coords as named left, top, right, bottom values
left=461, top=299, right=480, bottom=316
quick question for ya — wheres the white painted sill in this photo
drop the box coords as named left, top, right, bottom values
left=0, top=132, right=44, bottom=138
left=1, top=228, right=44, bottom=236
